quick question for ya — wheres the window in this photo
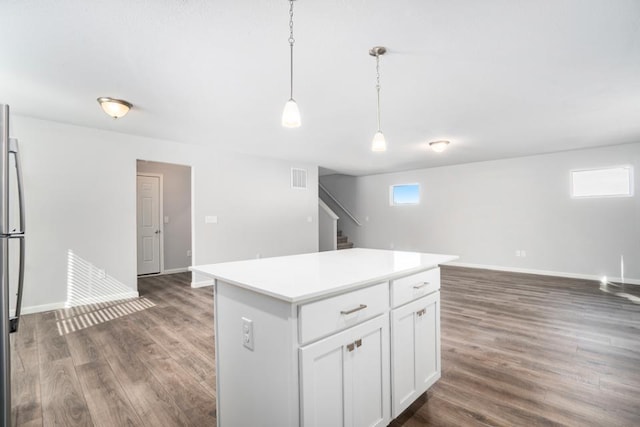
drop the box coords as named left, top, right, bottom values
left=390, top=184, right=420, bottom=205
left=571, top=166, right=633, bottom=198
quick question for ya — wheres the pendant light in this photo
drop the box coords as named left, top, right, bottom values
left=370, top=46, right=387, bottom=152
left=282, top=0, right=301, bottom=128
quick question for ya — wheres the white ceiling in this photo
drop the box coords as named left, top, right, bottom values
left=1, top=0, right=639, bottom=176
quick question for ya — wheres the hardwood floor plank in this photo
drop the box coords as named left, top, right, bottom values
left=75, top=361, right=143, bottom=427
left=39, top=358, right=93, bottom=427
left=94, top=326, right=194, bottom=427
left=10, top=316, right=42, bottom=427
left=130, top=307, right=217, bottom=390
left=142, top=356, right=216, bottom=425
left=66, top=328, right=106, bottom=367
left=391, top=393, right=497, bottom=427
left=35, top=312, right=71, bottom=364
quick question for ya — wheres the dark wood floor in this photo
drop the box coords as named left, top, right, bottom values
left=10, top=273, right=216, bottom=427
left=10, top=268, right=640, bottom=426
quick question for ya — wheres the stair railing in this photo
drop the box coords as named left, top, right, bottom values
left=319, top=183, right=362, bottom=226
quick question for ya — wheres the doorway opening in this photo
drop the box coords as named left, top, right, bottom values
left=136, top=160, right=192, bottom=276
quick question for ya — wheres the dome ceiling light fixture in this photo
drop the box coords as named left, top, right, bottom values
left=281, top=0, right=301, bottom=128
left=97, top=97, right=132, bottom=119
left=429, top=140, right=450, bottom=153
left=370, top=46, right=387, bottom=152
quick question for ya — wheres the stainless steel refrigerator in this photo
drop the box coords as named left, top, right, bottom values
left=0, top=104, right=26, bottom=427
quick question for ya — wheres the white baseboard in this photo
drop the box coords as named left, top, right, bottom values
left=138, top=268, right=189, bottom=278
left=21, top=301, right=66, bottom=315
left=191, top=279, right=214, bottom=288
left=446, top=262, right=640, bottom=285
left=20, top=291, right=141, bottom=315
left=163, top=267, right=190, bottom=275
left=66, top=291, right=141, bottom=308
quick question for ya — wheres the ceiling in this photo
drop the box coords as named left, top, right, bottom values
left=1, top=0, right=639, bottom=176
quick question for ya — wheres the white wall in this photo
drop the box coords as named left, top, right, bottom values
left=136, top=160, right=192, bottom=272
left=14, top=116, right=319, bottom=312
left=320, top=143, right=640, bottom=282
left=318, top=200, right=338, bottom=251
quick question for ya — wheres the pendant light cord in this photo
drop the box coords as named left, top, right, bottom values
left=288, top=0, right=295, bottom=100
left=376, top=54, right=381, bottom=132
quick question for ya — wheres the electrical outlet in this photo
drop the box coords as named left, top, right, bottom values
left=164, top=216, right=170, bottom=224
left=205, top=215, right=218, bottom=224
left=390, top=243, right=395, bottom=249
left=521, top=250, right=526, bottom=257
left=187, top=249, right=192, bottom=257
left=242, top=317, right=254, bottom=350
left=307, top=216, right=312, bottom=223
left=515, top=250, right=520, bottom=257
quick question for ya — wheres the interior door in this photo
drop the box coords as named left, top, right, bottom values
left=137, top=175, right=160, bottom=275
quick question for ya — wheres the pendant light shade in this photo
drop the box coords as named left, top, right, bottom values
left=371, top=131, right=387, bottom=152
left=97, top=97, right=132, bottom=119
left=282, top=0, right=301, bottom=128
left=282, top=99, right=301, bottom=128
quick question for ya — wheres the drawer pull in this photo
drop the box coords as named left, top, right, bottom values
left=416, top=308, right=427, bottom=317
left=355, top=339, right=362, bottom=348
left=413, top=282, right=430, bottom=289
left=340, top=304, right=367, bottom=315
left=347, top=343, right=355, bottom=352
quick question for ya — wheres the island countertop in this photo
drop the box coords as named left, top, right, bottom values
left=190, top=248, right=458, bottom=303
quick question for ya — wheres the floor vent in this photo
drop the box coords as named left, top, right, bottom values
left=291, top=168, right=308, bottom=189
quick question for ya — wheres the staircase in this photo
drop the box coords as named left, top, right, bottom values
left=337, top=230, right=354, bottom=250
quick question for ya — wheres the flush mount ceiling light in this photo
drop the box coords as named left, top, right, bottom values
left=429, top=140, right=450, bottom=153
left=97, top=97, right=132, bottom=119
left=281, top=0, right=301, bottom=128
left=370, top=46, right=387, bottom=152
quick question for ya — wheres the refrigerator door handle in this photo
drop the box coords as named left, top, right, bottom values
left=9, top=235, right=24, bottom=334
left=9, top=138, right=24, bottom=234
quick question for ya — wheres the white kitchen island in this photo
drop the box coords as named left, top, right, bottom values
left=191, top=248, right=458, bottom=427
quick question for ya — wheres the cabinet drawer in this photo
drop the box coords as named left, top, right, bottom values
left=391, top=268, right=440, bottom=308
left=299, top=282, right=389, bottom=344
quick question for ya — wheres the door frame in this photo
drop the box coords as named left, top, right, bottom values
left=136, top=172, right=164, bottom=275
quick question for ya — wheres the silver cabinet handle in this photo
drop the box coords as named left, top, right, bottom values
left=416, top=308, right=426, bottom=317
left=347, top=339, right=363, bottom=352
left=340, top=304, right=367, bottom=315
left=413, top=281, right=430, bottom=289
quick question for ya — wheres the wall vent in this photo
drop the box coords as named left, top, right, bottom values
left=291, top=168, right=308, bottom=190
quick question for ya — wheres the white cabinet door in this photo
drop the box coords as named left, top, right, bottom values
left=300, top=315, right=390, bottom=427
left=391, top=292, right=441, bottom=418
